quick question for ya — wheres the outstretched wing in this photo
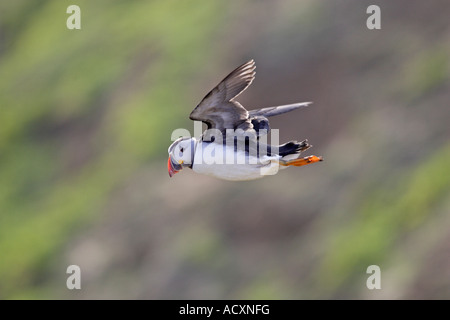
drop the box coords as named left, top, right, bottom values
left=249, top=102, right=312, bottom=136
left=249, top=102, right=312, bottom=117
left=189, top=60, right=256, bottom=133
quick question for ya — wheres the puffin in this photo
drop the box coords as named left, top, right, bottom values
left=167, top=60, right=323, bottom=181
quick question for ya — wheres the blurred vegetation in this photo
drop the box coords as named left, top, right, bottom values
left=319, top=143, right=450, bottom=293
left=1, top=0, right=450, bottom=299
left=0, top=0, right=224, bottom=298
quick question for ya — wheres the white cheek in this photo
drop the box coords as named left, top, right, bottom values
left=172, top=152, right=180, bottom=162
left=182, top=152, right=191, bottom=163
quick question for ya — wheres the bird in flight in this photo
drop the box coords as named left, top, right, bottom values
left=168, top=60, right=323, bottom=181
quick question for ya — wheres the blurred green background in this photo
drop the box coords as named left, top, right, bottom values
left=1, top=0, right=450, bottom=299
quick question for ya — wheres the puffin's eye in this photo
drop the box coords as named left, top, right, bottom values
left=180, top=147, right=184, bottom=153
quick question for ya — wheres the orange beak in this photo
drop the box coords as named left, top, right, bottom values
left=168, top=156, right=179, bottom=177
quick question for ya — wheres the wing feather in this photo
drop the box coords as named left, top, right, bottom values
left=249, top=102, right=312, bottom=118
left=189, top=60, right=256, bottom=132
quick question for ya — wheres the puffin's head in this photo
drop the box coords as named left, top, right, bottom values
left=167, top=137, right=195, bottom=177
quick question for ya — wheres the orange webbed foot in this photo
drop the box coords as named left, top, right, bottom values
left=280, top=155, right=323, bottom=167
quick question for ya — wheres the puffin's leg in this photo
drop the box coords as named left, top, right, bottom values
left=279, top=155, right=323, bottom=167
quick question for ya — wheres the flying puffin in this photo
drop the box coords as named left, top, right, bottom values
left=167, top=60, right=323, bottom=181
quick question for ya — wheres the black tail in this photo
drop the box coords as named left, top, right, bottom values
left=275, top=140, right=311, bottom=157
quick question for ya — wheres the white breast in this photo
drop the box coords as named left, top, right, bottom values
left=192, top=142, right=283, bottom=181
